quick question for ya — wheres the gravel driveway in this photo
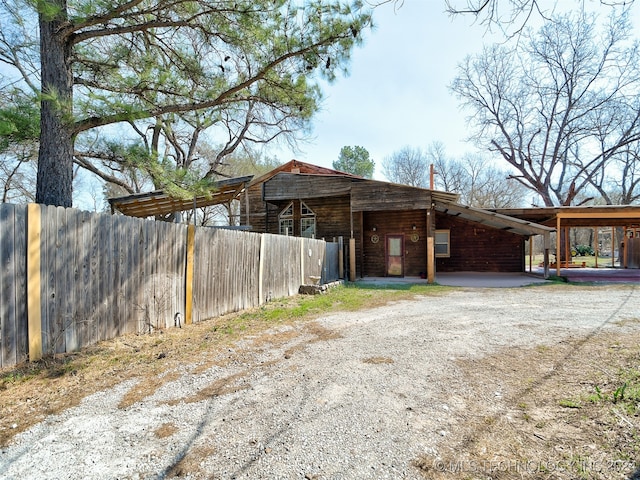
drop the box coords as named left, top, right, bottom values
left=1, top=285, right=639, bottom=479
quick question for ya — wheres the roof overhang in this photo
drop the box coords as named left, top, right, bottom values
left=108, top=175, right=253, bottom=218
left=495, top=205, right=640, bottom=228
left=437, top=201, right=555, bottom=236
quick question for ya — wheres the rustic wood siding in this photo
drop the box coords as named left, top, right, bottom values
left=263, top=174, right=352, bottom=201
left=435, top=213, right=524, bottom=272
left=242, top=182, right=267, bottom=232
left=362, top=210, right=427, bottom=277
left=351, top=183, right=432, bottom=212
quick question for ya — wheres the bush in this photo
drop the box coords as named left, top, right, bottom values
left=573, top=244, right=594, bottom=256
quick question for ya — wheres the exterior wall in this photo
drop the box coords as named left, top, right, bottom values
left=242, top=183, right=266, bottom=232
left=435, top=213, right=524, bottom=272
left=362, top=210, right=427, bottom=277
left=253, top=195, right=362, bottom=278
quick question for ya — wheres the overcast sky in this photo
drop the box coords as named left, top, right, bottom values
left=267, top=0, right=640, bottom=180
left=266, top=1, right=505, bottom=178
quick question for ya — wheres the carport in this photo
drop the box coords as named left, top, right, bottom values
left=435, top=201, right=555, bottom=279
left=496, top=205, right=640, bottom=277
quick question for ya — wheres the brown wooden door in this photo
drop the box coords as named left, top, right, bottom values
left=386, top=235, right=404, bottom=276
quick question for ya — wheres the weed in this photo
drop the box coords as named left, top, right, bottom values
left=559, top=399, right=581, bottom=408
left=613, top=383, right=627, bottom=403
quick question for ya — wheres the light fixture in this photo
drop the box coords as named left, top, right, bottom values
left=372, top=226, right=377, bottom=232
left=412, top=224, right=416, bottom=230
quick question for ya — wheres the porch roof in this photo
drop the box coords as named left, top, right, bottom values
left=108, top=175, right=253, bottom=218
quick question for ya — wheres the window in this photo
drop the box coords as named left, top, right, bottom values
left=435, top=229, right=450, bottom=257
left=278, top=201, right=316, bottom=237
left=300, top=202, right=316, bottom=238
left=279, top=202, right=294, bottom=236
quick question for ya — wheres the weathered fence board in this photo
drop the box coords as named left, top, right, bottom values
left=324, top=242, right=340, bottom=283
left=0, top=205, right=339, bottom=369
left=0, top=204, right=28, bottom=368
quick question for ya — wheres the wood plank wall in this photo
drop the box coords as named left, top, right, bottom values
left=0, top=204, right=337, bottom=369
left=435, top=213, right=524, bottom=272
left=259, top=195, right=360, bottom=278
left=362, top=210, right=428, bottom=277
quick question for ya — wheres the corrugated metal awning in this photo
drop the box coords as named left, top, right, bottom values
left=436, top=201, right=555, bottom=236
left=108, top=176, right=253, bottom=218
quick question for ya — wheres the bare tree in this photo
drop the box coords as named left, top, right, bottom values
left=382, top=145, right=429, bottom=187
left=427, top=141, right=465, bottom=193
left=428, top=143, right=528, bottom=207
left=445, top=0, right=633, bottom=36
left=451, top=9, right=640, bottom=206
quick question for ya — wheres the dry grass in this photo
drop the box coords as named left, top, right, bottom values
left=414, top=329, right=640, bottom=480
left=0, top=300, right=299, bottom=447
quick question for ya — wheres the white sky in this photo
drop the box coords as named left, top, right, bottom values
left=266, top=0, right=640, bottom=180
left=265, top=1, right=505, bottom=178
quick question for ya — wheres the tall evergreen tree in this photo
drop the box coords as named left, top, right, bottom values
left=0, top=0, right=371, bottom=206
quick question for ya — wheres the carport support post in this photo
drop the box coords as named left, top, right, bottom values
left=556, top=216, right=561, bottom=278
left=543, top=232, right=550, bottom=279
left=427, top=208, right=435, bottom=283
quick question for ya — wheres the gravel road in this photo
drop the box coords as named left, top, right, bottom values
left=1, top=284, right=639, bottom=480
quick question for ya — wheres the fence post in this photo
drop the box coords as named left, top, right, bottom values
left=27, top=204, right=43, bottom=361
left=185, top=224, right=195, bottom=325
left=338, top=236, right=344, bottom=279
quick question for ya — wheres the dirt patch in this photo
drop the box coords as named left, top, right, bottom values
left=415, top=330, right=640, bottom=480
left=363, top=356, right=395, bottom=364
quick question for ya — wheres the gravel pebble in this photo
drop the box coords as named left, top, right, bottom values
left=1, top=285, right=639, bottom=479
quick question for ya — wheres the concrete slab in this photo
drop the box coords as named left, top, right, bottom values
left=436, top=272, right=549, bottom=287
left=530, top=266, right=640, bottom=283
left=358, top=273, right=549, bottom=288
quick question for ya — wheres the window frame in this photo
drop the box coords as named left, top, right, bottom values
left=435, top=229, right=450, bottom=258
left=300, top=202, right=316, bottom=239
left=278, top=202, right=294, bottom=236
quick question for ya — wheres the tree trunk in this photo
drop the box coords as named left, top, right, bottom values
left=36, top=2, right=74, bottom=207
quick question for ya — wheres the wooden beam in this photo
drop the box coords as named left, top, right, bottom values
left=543, top=232, right=550, bottom=279
left=27, top=203, right=42, bottom=362
left=556, top=211, right=640, bottom=219
left=612, top=227, right=615, bottom=268
left=594, top=228, right=598, bottom=268
left=624, top=227, right=629, bottom=268
left=338, top=236, right=344, bottom=279
left=185, top=224, right=195, bottom=325
left=556, top=216, right=561, bottom=278
left=349, top=238, right=356, bottom=282
left=427, top=207, right=435, bottom=284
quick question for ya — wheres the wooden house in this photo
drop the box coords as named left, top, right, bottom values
left=240, top=160, right=553, bottom=281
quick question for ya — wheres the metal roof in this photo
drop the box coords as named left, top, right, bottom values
left=436, top=201, right=555, bottom=236
left=108, top=176, right=253, bottom=218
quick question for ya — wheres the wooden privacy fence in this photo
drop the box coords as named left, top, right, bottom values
left=0, top=203, right=339, bottom=369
